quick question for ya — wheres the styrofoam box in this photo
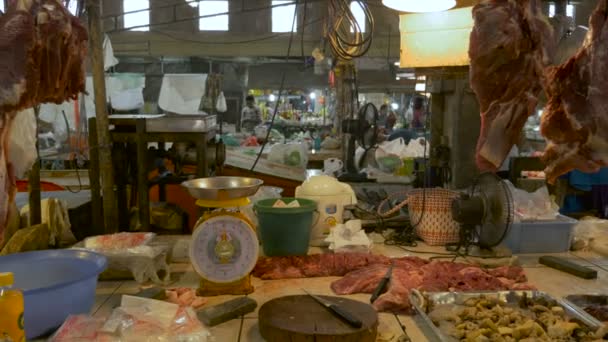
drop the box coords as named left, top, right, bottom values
left=504, top=215, right=578, bottom=254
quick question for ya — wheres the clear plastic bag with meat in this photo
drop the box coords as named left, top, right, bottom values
left=99, top=296, right=212, bottom=342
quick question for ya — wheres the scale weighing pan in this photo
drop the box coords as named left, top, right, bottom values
left=182, top=177, right=263, bottom=201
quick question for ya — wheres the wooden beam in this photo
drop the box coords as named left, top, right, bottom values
left=87, top=0, right=118, bottom=233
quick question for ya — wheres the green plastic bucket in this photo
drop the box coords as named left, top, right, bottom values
left=254, top=198, right=317, bottom=256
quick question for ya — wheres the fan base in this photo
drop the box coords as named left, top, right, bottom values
left=452, top=245, right=512, bottom=258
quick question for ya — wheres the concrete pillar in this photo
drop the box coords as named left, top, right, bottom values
left=429, top=75, right=481, bottom=189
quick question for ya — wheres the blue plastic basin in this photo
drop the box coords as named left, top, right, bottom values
left=0, top=249, right=107, bottom=339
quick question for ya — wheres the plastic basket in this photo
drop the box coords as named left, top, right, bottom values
left=408, top=188, right=461, bottom=246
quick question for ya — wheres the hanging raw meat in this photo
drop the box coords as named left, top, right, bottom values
left=469, top=0, right=554, bottom=171
left=541, top=0, right=608, bottom=183
left=0, top=0, right=87, bottom=247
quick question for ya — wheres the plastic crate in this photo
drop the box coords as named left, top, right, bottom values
left=503, top=215, right=577, bottom=253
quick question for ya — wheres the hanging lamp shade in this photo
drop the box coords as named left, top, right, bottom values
left=382, top=0, right=456, bottom=13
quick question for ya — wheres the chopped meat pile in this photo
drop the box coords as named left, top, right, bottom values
left=0, top=0, right=87, bottom=246
left=253, top=253, right=389, bottom=279
left=469, top=0, right=554, bottom=171
left=540, top=0, right=608, bottom=183
left=253, top=254, right=533, bottom=314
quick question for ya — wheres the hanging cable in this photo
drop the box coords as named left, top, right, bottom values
left=326, top=0, right=374, bottom=60
left=250, top=2, right=299, bottom=172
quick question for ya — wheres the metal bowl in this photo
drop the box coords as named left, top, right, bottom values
left=182, top=176, right=264, bottom=200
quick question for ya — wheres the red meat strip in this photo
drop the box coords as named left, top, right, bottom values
left=0, top=0, right=87, bottom=246
left=252, top=253, right=389, bottom=280
left=540, top=0, right=608, bottom=183
left=469, top=0, right=554, bottom=171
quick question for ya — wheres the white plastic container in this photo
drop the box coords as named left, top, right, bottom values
left=295, top=176, right=357, bottom=246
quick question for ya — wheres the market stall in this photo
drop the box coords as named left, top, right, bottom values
left=1, top=0, right=608, bottom=341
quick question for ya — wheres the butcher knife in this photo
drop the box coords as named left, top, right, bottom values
left=370, top=262, right=393, bottom=303
left=301, top=289, right=363, bottom=328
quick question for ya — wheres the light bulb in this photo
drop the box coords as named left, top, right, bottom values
left=310, top=92, right=316, bottom=99
left=382, top=0, right=456, bottom=13
left=268, top=94, right=276, bottom=102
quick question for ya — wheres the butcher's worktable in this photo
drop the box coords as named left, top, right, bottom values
left=92, top=240, right=608, bottom=341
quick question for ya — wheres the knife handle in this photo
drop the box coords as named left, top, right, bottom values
left=328, top=304, right=363, bottom=328
left=370, top=277, right=390, bottom=303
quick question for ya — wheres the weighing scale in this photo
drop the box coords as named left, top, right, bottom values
left=182, top=177, right=263, bottom=296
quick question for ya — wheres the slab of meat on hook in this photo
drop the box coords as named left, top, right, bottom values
left=540, top=0, right=608, bottom=183
left=469, top=0, right=554, bottom=171
left=0, top=0, right=88, bottom=246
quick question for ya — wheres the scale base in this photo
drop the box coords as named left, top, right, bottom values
left=197, top=276, right=254, bottom=296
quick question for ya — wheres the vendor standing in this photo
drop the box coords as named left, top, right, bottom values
left=410, top=96, right=426, bottom=129
left=241, top=95, right=262, bottom=133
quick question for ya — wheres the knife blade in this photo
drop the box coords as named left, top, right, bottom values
left=301, top=289, right=363, bottom=328
left=370, top=262, right=393, bottom=303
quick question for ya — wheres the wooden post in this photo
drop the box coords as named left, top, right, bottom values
left=88, top=118, right=103, bottom=234
left=27, top=106, right=41, bottom=225
left=87, top=0, right=118, bottom=233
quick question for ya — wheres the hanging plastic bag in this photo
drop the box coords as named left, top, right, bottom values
left=216, top=91, right=227, bottom=113
left=8, top=108, right=37, bottom=179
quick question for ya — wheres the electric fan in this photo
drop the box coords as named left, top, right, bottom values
left=338, top=103, right=380, bottom=182
left=449, top=172, right=514, bottom=256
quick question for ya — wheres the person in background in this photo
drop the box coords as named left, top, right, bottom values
left=410, top=96, right=426, bottom=129
left=241, top=95, right=262, bottom=133
left=378, top=104, right=397, bottom=133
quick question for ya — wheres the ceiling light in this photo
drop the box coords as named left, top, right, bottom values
left=395, top=76, right=401, bottom=80
left=382, top=0, right=456, bottom=13
left=268, top=94, right=276, bottom=102
left=391, top=103, right=399, bottom=110
left=309, top=92, right=316, bottom=99
left=415, top=83, right=426, bottom=92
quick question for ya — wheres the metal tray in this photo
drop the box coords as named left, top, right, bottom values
left=410, top=290, right=604, bottom=342
left=182, top=176, right=263, bottom=200
left=564, top=294, right=608, bottom=322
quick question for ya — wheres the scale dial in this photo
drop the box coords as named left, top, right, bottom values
left=190, top=214, right=259, bottom=284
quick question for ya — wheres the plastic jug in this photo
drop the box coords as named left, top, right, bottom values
left=0, top=272, right=25, bottom=342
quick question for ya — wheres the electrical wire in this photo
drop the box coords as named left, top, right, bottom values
left=250, top=2, right=298, bottom=172
left=60, top=110, right=84, bottom=193
left=326, top=0, right=374, bottom=60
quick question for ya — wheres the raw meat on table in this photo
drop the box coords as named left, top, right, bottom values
left=332, top=259, right=532, bottom=313
left=541, top=0, right=608, bottom=183
left=252, top=253, right=390, bottom=279
left=469, top=0, right=554, bottom=171
left=0, top=0, right=87, bottom=246
left=253, top=254, right=533, bottom=313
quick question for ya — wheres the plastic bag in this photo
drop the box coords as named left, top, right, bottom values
left=216, top=91, right=227, bottom=113
left=84, top=232, right=155, bottom=250
left=504, top=181, right=560, bottom=221
left=571, top=216, right=608, bottom=254
left=20, top=198, right=76, bottom=247
left=267, top=143, right=308, bottom=168
left=8, top=108, right=37, bottom=179
left=80, top=233, right=171, bottom=284
left=101, top=296, right=211, bottom=342
left=49, top=315, right=111, bottom=342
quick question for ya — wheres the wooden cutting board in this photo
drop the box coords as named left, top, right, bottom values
left=258, top=295, right=378, bottom=342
